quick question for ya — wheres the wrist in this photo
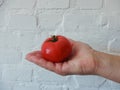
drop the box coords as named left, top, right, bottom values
left=94, top=51, right=120, bottom=83
left=93, top=50, right=112, bottom=76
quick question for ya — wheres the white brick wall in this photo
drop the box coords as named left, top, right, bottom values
left=2, top=65, right=32, bottom=81
left=37, top=0, right=69, bottom=9
left=104, top=0, right=120, bottom=12
left=38, top=13, right=63, bottom=30
left=33, top=69, right=67, bottom=82
left=0, top=0, right=3, bottom=7
left=7, top=0, right=36, bottom=9
left=63, top=12, right=100, bottom=31
left=13, top=83, right=40, bottom=90
left=75, top=75, right=106, bottom=87
left=0, top=0, right=120, bottom=90
left=76, top=0, right=103, bottom=9
left=108, top=14, right=120, bottom=29
left=0, top=10, right=5, bottom=27
left=8, top=15, right=36, bottom=30
left=0, top=48, right=22, bottom=64
left=41, top=85, right=68, bottom=90
left=0, top=66, right=2, bottom=80
left=0, top=81, right=13, bottom=90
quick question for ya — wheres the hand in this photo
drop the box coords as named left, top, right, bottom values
left=26, top=39, right=98, bottom=76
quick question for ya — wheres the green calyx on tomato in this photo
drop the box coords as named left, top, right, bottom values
left=41, top=35, right=72, bottom=63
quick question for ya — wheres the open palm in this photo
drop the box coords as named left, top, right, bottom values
left=26, top=39, right=98, bottom=75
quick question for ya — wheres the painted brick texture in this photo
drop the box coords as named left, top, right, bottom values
left=0, top=0, right=120, bottom=90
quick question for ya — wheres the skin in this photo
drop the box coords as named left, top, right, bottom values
left=26, top=39, right=120, bottom=83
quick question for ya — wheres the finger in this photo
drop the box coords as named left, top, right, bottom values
left=45, top=61, right=56, bottom=71
left=61, top=62, right=71, bottom=74
left=26, top=51, right=57, bottom=72
left=61, top=60, right=78, bottom=75
left=54, top=63, right=64, bottom=75
left=25, top=51, right=41, bottom=60
left=26, top=51, right=41, bottom=55
left=52, top=62, right=71, bottom=75
left=26, top=51, right=73, bottom=75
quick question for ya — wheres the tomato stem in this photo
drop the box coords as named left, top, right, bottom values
left=51, top=35, right=58, bottom=42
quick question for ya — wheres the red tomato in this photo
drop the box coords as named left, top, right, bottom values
left=41, top=35, right=72, bottom=63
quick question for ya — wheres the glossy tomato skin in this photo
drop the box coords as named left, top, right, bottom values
left=41, top=35, right=72, bottom=63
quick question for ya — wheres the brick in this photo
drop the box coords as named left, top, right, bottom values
left=8, top=15, right=36, bottom=30
left=0, top=10, right=5, bottom=27
left=0, top=32, right=18, bottom=47
left=70, top=87, right=98, bottom=90
left=15, top=31, right=37, bottom=50
left=64, top=29, right=109, bottom=52
left=76, top=0, right=103, bottom=9
left=37, top=0, right=69, bottom=9
left=99, top=87, right=112, bottom=90
left=64, top=76, right=79, bottom=89
left=108, top=38, right=120, bottom=53
left=2, top=65, right=32, bottom=81
left=0, top=31, right=36, bottom=49
left=75, top=75, right=106, bottom=87
left=70, top=0, right=76, bottom=8
left=0, top=0, right=3, bottom=6
left=110, top=79, right=120, bottom=89
left=0, top=1, right=120, bottom=90
left=0, top=31, right=37, bottom=51
left=0, top=81, right=14, bottom=90
left=0, top=48, right=22, bottom=64
left=13, top=83, right=39, bottom=90
left=108, top=15, right=120, bottom=30
left=7, top=0, right=36, bottom=9
left=98, top=80, right=111, bottom=88
left=104, top=0, right=120, bottom=12
left=93, top=80, right=111, bottom=90
left=98, top=14, right=108, bottom=27
left=63, top=12, right=100, bottom=31
left=34, top=31, right=51, bottom=48
left=0, top=67, right=2, bottom=80
left=107, top=29, right=120, bottom=53
left=41, top=85, right=65, bottom=90
left=38, top=13, right=63, bottom=30
left=33, top=69, right=66, bottom=82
